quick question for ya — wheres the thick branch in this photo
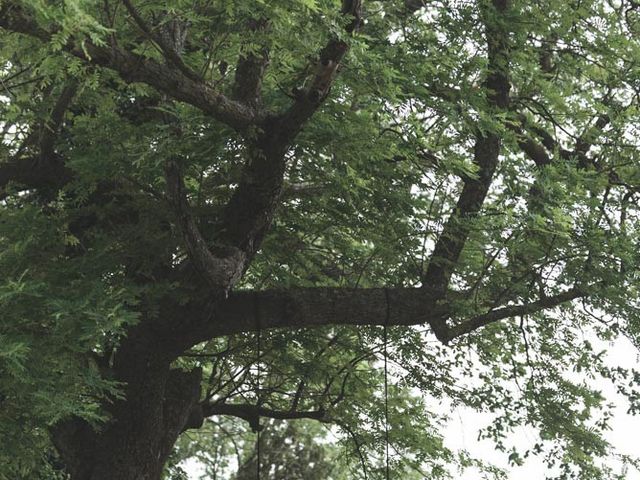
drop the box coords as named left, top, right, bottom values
left=159, top=288, right=433, bottom=355
left=205, top=1, right=363, bottom=269
left=574, top=112, right=610, bottom=168
left=509, top=119, right=552, bottom=167
left=37, top=81, right=78, bottom=158
left=0, top=2, right=258, bottom=130
left=0, top=82, right=77, bottom=198
left=423, top=0, right=511, bottom=297
left=164, top=160, right=245, bottom=291
left=276, top=0, right=362, bottom=143
left=204, top=0, right=362, bottom=258
left=232, top=18, right=270, bottom=106
left=151, top=3, right=361, bottom=287
left=517, top=92, right=613, bottom=170
left=513, top=110, right=610, bottom=169
left=157, top=285, right=582, bottom=355
left=0, top=154, right=71, bottom=199
left=79, top=45, right=258, bottom=130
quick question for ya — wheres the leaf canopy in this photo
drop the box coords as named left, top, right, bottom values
left=1, top=0, right=640, bottom=479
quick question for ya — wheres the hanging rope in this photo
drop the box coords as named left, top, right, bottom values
left=254, top=294, right=262, bottom=480
left=383, top=288, right=391, bottom=480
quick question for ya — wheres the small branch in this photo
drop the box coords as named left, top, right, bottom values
left=198, top=402, right=327, bottom=432
left=291, top=380, right=305, bottom=412
left=445, top=287, right=584, bottom=341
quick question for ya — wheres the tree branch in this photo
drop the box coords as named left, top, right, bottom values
left=0, top=2, right=258, bottom=131
left=0, top=153, right=71, bottom=199
left=0, top=81, right=77, bottom=198
left=37, top=81, right=78, bottom=158
left=275, top=0, right=363, bottom=142
left=193, top=403, right=327, bottom=432
left=121, top=0, right=201, bottom=83
left=164, top=159, right=246, bottom=292
left=509, top=118, right=552, bottom=167
left=446, top=287, right=584, bottom=340
left=203, top=0, right=364, bottom=271
left=232, top=18, right=270, bottom=107
left=157, top=284, right=583, bottom=355
left=422, top=0, right=511, bottom=297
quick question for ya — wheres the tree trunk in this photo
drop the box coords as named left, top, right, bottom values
left=51, top=328, right=203, bottom=480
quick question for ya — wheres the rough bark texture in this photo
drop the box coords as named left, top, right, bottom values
left=52, top=327, right=203, bottom=480
left=157, top=286, right=583, bottom=354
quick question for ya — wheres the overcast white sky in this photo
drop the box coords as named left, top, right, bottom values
left=184, top=334, right=640, bottom=479
left=446, top=335, right=640, bottom=480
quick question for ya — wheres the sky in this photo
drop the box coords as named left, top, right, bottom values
left=446, top=335, right=640, bottom=480
left=184, top=334, right=640, bottom=479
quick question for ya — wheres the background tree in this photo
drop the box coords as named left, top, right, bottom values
left=2, top=0, right=640, bottom=479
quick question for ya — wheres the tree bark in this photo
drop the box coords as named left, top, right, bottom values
left=52, top=327, right=203, bottom=480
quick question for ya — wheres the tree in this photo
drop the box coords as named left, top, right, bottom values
left=1, top=0, right=640, bottom=478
